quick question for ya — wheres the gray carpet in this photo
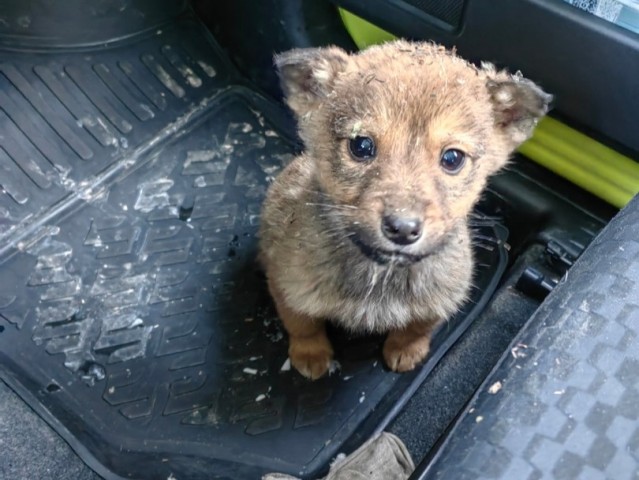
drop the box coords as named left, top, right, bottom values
left=0, top=380, right=98, bottom=480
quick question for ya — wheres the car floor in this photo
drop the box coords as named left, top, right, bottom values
left=0, top=380, right=98, bottom=480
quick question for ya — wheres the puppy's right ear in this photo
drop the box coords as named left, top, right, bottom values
left=274, top=47, right=349, bottom=118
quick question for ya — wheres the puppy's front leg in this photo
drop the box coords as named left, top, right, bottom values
left=268, top=280, right=333, bottom=380
left=383, top=320, right=436, bottom=372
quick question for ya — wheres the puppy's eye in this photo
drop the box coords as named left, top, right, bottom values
left=440, top=149, right=466, bottom=174
left=348, top=136, right=376, bottom=161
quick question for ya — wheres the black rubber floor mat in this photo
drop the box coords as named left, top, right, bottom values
left=0, top=14, right=508, bottom=480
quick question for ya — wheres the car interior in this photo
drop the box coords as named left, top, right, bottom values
left=0, top=0, right=638, bottom=479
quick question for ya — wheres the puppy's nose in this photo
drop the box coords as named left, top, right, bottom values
left=381, top=214, right=423, bottom=245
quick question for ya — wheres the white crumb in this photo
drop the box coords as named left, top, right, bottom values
left=330, top=453, right=347, bottom=468
left=328, top=360, right=341, bottom=375
left=488, top=381, right=502, bottom=394
left=129, top=318, right=144, bottom=328
left=280, top=358, right=291, bottom=372
left=243, top=368, right=258, bottom=375
left=510, top=343, right=528, bottom=359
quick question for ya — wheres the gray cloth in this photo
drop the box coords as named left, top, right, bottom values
left=264, top=432, right=415, bottom=480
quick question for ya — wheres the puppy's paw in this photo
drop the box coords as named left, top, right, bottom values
left=383, top=333, right=431, bottom=373
left=289, top=335, right=334, bottom=380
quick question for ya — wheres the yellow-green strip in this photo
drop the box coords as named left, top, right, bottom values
left=520, top=117, right=639, bottom=207
left=338, top=8, right=639, bottom=208
left=339, top=9, right=395, bottom=48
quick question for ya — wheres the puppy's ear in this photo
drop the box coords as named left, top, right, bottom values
left=274, top=47, right=349, bottom=118
left=485, top=72, right=552, bottom=149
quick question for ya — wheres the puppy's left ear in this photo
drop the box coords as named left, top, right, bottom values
left=486, top=74, right=552, bottom=149
left=274, top=47, right=350, bottom=118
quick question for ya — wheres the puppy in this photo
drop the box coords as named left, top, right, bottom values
left=259, top=41, right=550, bottom=379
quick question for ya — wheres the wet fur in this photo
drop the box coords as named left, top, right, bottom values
left=259, top=40, right=551, bottom=378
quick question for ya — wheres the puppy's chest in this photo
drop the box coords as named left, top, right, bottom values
left=326, top=261, right=439, bottom=331
left=333, top=262, right=419, bottom=303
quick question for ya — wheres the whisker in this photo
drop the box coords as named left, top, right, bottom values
left=363, top=264, right=382, bottom=303
left=381, top=258, right=395, bottom=296
left=304, top=202, right=359, bottom=211
left=316, top=212, right=356, bottom=218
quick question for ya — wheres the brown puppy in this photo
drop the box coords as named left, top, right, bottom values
left=259, top=41, right=551, bottom=379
